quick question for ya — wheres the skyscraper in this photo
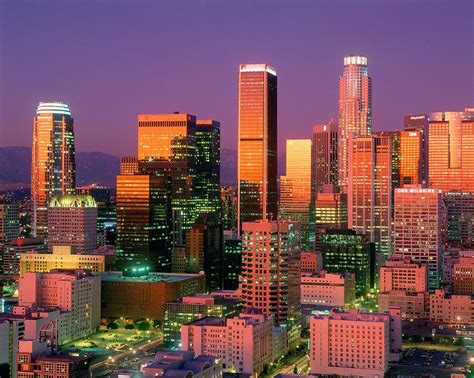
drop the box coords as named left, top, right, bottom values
left=31, top=102, right=76, bottom=238
left=312, top=122, right=339, bottom=195
left=195, top=119, right=221, bottom=222
left=116, top=174, right=172, bottom=271
left=443, top=191, right=474, bottom=248
left=400, top=130, right=423, bottom=186
left=393, top=186, right=445, bottom=289
left=404, top=114, right=429, bottom=185
left=240, top=220, right=301, bottom=346
left=338, top=56, right=372, bottom=190
left=280, top=139, right=312, bottom=248
left=238, top=64, right=277, bottom=229
left=428, top=109, right=474, bottom=191
left=348, top=134, right=392, bottom=262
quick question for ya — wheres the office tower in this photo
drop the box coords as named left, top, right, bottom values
left=314, top=184, right=348, bottom=248
left=238, top=64, right=278, bottom=228
left=120, top=156, right=138, bottom=175
left=31, top=102, right=76, bottom=238
left=338, top=56, right=372, bottom=190
left=181, top=309, right=274, bottom=376
left=348, top=134, right=392, bottom=261
left=185, top=214, right=223, bottom=292
left=19, top=269, right=101, bottom=343
left=47, top=195, right=97, bottom=254
left=116, top=174, right=172, bottom=271
left=428, top=108, right=474, bottom=191
left=280, top=139, right=312, bottom=248
left=220, top=186, right=237, bottom=230
left=393, top=186, right=445, bottom=290
left=452, top=256, right=474, bottom=295
left=300, top=250, right=323, bottom=274
left=311, top=122, right=338, bottom=195
left=20, top=246, right=106, bottom=277
left=379, top=256, right=428, bottom=293
left=444, top=191, right=474, bottom=248
left=222, top=230, right=242, bottom=290
left=400, top=130, right=423, bottom=186
left=195, top=119, right=221, bottom=221
left=163, top=294, right=241, bottom=347
left=138, top=113, right=197, bottom=233
left=3, top=238, right=46, bottom=275
left=0, top=202, right=19, bottom=273
left=300, top=271, right=355, bottom=309
left=309, top=308, right=402, bottom=377
left=404, top=114, right=429, bottom=185
left=320, top=230, right=375, bottom=297
left=240, top=220, right=300, bottom=346
left=374, top=131, right=401, bottom=192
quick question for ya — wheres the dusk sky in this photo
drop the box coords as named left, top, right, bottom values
left=1, top=0, right=472, bottom=157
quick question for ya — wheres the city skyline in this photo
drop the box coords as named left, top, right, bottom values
left=1, top=1, right=472, bottom=156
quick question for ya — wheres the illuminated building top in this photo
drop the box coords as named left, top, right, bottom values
left=343, top=55, right=368, bottom=66
left=36, top=102, right=72, bottom=116
left=49, top=195, right=97, bottom=208
left=239, top=64, right=277, bottom=76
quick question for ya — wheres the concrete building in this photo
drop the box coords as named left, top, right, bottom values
left=379, top=256, right=428, bottom=293
left=393, top=186, right=445, bottom=289
left=163, top=294, right=241, bottom=347
left=16, top=354, right=90, bottom=378
left=378, top=291, right=429, bottom=319
left=18, top=269, right=101, bottom=343
left=20, top=246, right=106, bottom=277
left=310, top=308, right=402, bottom=377
left=452, top=256, right=474, bottom=295
left=101, top=271, right=205, bottom=323
left=300, top=271, right=355, bottom=309
left=47, top=195, right=97, bottom=254
left=429, top=289, right=474, bottom=325
left=141, top=351, right=222, bottom=378
left=3, top=238, right=46, bottom=275
left=181, top=308, right=274, bottom=376
left=300, top=251, right=322, bottom=274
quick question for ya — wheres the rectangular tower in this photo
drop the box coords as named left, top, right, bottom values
left=312, top=122, right=338, bottom=194
left=238, top=64, right=278, bottom=229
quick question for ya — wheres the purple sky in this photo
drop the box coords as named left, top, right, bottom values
left=1, top=0, right=472, bottom=157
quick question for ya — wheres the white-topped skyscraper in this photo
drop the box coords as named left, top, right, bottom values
left=338, top=56, right=372, bottom=191
left=31, top=102, right=76, bottom=238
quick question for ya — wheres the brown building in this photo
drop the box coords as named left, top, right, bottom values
left=17, top=354, right=90, bottom=378
left=100, top=271, right=205, bottom=322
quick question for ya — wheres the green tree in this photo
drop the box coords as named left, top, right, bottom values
left=138, top=321, right=150, bottom=331
left=124, top=324, right=134, bottom=330
left=107, top=322, right=118, bottom=330
left=453, top=337, right=465, bottom=347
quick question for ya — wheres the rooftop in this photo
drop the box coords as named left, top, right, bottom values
left=101, top=271, right=204, bottom=283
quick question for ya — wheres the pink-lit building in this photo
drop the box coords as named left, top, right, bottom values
left=429, top=289, right=474, bottom=325
left=19, top=269, right=101, bottom=343
left=181, top=308, right=274, bottom=376
left=310, top=308, right=402, bottom=377
left=312, top=122, right=338, bottom=195
left=379, top=256, right=428, bottom=293
left=300, top=271, right=355, bottom=308
left=393, top=186, right=445, bottom=289
left=378, top=291, right=429, bottom=319
left=338, top=55, right=372, bottom=190
left=452, top=256, right=474, bottom=295
left=300, top=251, right=322, bottom=274
left=443, top=250, right=474, bottom=285
left=16, top=353, right=90, bottom=378
left=348, top=133, right=392, bottom=261
left=240, top=220, right=301, bottom=346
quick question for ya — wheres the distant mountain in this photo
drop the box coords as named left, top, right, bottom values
left=0, top=146, right=120, bottom=188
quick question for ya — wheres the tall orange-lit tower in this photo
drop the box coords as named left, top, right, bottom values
left=238, top=64, right=277, bottom=231
left=400, top=130, right=423, bottom=186
left=31, top=102, right=76, bottom=238
left=338, top=56, right=372, bottom=191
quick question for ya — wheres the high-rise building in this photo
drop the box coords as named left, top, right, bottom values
left=240, top=220, right=300, bottom=346
left=0, top=202, right=19, bottom=243
left=238, top=64, right=278, bottom=228
left=280, top=139, right=312, bottom=249
left=31, top=102, right=76, bottom=238
left=400, top=130, right=423, bottom=186
left=195, top=119, right=221, bottom=221
left=220, top=186, right=237, bottom=231
left=116, top=174, right=172, bottom=271
left=404, top=114, right=429, bottom=185
left=338, top=56, right=372, bottom=190
left=137, top=113, right=197, bottom=233
left=348, top=134, right=392, bottom=261
left=444, top=191, right=474, bottom=248
left=222, top=230, right=242, bottom=290
left=428, top=109, right=474, bottom=191
left=311, top=122, right=338, bottom=195
left=3, top=238, right=46, bottom=275
left=47, top=195, right=97, bottom=254
left=321, top=229, right=375, bottom=297
left=379, top=256, right=428, bottom=293
left=120, top=156, right=139, bottom=175
left=310, top=308, right=402, bottom=377
left=314, top=184, right=348, bottom=249
left=393, top=186, right=445, bottom=289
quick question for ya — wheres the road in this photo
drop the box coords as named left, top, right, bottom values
left=272, top=354, right=310, bottom=376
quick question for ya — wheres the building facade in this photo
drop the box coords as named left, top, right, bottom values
left=403, top=114, right=429, bottom=185
left=429, top=289, right=474, bottom=325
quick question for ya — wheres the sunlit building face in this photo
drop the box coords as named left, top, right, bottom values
left=238, top=64, right=277, bottom=229
left=400, top=130, right=422, bottom=186
left=31, top=102, right=76, bottom=238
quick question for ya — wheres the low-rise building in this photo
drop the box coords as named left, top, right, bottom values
left=17, top=353, right=90, bottom=378
left=429, top=289, right=474, bottom=325
left=101, top=271, right=205, bottom=323
left=163, top=294, right=241, bottom=347
left=300, top=271, right=355, bottom=308
left=3, top=238, right=46, bottom=275
left=452, top=256, right=474, bottom=295
left=378, top=290, right=429, bottom=319
left=379, top=256, right=428, bottom=292
left=181, top=308, right=274, bottom=376
left=310, top=308, right=402, bottom=377
left=300, top=251, right=322, bottom=274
